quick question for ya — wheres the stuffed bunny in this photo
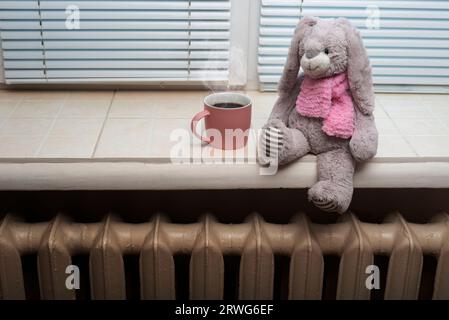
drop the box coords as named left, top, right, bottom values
left=258, top=17, right=378, bottom=214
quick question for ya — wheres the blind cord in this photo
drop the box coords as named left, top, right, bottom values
left=37, top=0, right=48, bottom=81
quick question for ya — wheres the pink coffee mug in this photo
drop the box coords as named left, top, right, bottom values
left=191, top=92, right=252, bottom=150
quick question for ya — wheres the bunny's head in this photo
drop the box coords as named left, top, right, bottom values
left=279, top=17, right=374, bottom=115
left=299, top=18, right=348, bottom=79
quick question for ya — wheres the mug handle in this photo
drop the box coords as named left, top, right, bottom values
left=191, top=110, right=211, bottom=143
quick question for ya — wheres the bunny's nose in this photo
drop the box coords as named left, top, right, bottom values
left=305, top=50, right=320, bottom=59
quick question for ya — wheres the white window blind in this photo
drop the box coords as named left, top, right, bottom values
left=258, top=0, right=449, bottom=91
left=0, top=0, right=230, bottom=84
left=0, top=1, right=46, bottom=81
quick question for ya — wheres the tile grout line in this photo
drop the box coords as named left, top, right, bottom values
left=386, top=116, right=418, bottom=155
left=92, top=91, right=116, bottom=158
left=401, top=135, right=449, bottom=158
left=374, top=96, right=391, bottom=121
left=440, top=119, right=449, bottom=133
left=408, top=97, right=449, bottom=155
left=390, top=123, right=419, bottom=157
left=378, top=96, right=421, bottom=157
left=426, top=100, right=449, bottom=134
left=34, top=95, right=69, bottom=157
left=375, top=96, right=394, bottom=121
left=0, top=97, right=24, bottom=131
left=9, top=97, right=24, bottom=118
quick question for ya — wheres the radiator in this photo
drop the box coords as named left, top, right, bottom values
left=1, top=212, right=448, bottom=300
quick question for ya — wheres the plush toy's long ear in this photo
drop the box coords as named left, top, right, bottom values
left=278, top=17, right=316, bottom=94
left=339, top=18, right=375, bottom=115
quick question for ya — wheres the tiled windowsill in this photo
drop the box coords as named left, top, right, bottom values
left=0, top=89, right=448, bottom=190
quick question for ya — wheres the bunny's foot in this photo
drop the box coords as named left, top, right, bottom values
left=258, top=119, right=310, bottom=166
left=308, top=180, right=352, bottom=214
left=308, top=148, right=354, bottom=214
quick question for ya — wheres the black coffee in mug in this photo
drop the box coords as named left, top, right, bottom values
left=213, top=102, right=244, bottom=109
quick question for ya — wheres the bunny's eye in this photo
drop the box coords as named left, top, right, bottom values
left=324, top=48, right=330, bottom=55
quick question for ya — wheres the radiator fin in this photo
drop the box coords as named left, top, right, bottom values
left=288, top=214, right=323, bottom=299
left=336, top=214, right=373, bottom=300
left=38, top=215, right=74, bottom=300
left=0, top=215, right=26, bottom=299
left=190, top=216, right=224, bottom=300
left=432, top=214, right=449, bottom=299
left=90, top=215, right=126, bottom=299
left=384, top=213, right=423, bottom=299
left=140, top=215, right=175, bottom=300
left=239, top=215, right=274, bottom=300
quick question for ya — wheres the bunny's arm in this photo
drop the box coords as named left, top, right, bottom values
left=266, top=74, right=304, bottom=127
left=349, top=107, right=378, bottom=162
left=337, top=18, right=378, bottom=161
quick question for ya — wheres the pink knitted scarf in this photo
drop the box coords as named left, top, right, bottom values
left=296, top=72, right=355, bottom=139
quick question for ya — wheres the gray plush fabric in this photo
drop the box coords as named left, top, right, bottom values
left=258, top=17, right=378, bottom=214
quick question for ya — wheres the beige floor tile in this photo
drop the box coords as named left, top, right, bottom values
left=21, top=91, right=69, bottom=100
left=0, top=90, right=25, bottom=101
left=149, top=118, right=199, bottom=159
left=430, top=105, right=449, bottom=118
left=0, top=100, right=20, bottom=117
left=49, top=118, right=104, bottom=137
left=404, top=135, right=449, bottom=157
left=153, top=104, right=204, bottom=119
left=11, top=100, right=63, bottom=118
left=251, top=118, right=267, bottom=131
left=420, top=94, right=449, bottom=104
left=0, top=118, right=53, bottom=136
left=144, top=91, right=205, bottom=119
left=145, top=91, right=207, bottom=102
left=59, top=100, right=111, bottom=118
left=392, top=118, right=449, bottom=136
left=249, top=91, right=277, bottom=120
left=377, top=94, right=432, bottom=118
left=375, top=118, right=401, bottom=135
left=382, top=103, right=433, bottom=119
left=376, top=135, right=417, bottom=158
left=152, top=96, right=204, bottom=118
left=0, top=136, right=45, bottom=157
left=373, top=107, right=389, bottom=120
left=373, top=101, right=389, bottom=119
left=426, top=95, right=449, bottom=117
left=108, top=100, right=156, bottom=118
left=114, top=91, right=157, bottom=100
left=441, top=118, right=449, bottom=130
left=376, top=93, right=425, bottom=106
left=95, top=118, right=153, bottom=157
left=37, top=135, right=98, bottom=158
left=114, top=90, right=206, bottom=101
left=67, top=91, right=114, bottom=101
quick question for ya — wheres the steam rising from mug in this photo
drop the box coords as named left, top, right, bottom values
left=198, top=44, right=247, bottom=93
